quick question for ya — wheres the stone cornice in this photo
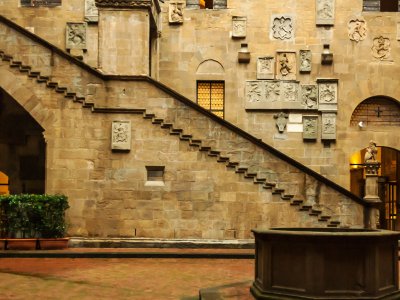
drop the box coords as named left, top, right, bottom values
left=95, top=0, right=152, bottom=9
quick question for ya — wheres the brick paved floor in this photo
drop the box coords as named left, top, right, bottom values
left=0, top=257, right=254, bottom=300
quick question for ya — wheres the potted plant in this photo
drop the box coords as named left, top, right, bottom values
left=37, top=194, right=70, bottom=250
left=0, top=194, right=69, bottom=250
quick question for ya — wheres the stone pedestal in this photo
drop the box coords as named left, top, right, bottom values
left=95, top=0, right=160, bottom=75
left=363, top=162, right=381, bottom=229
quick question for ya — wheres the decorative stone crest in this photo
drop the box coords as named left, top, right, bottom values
left=316, top=0, right=335, bottom=26
left=299, top=50, right=312, bottom=73
left=321, top=113, right=336, bottom=140
left=271, top=15, right=294, bottom=40
left=274, top=112, right=289, bottom=133
left=66, top=23, right=87, bottom=50
left=301, top=85, right=318, bottom=109
left=319, top=83, right=336, bottom=104
left=232, top=16, right=247, bottom=38
left=303, top=116, right=318, bottom=140
left=276, top=52, right=296, bottom=80
left=371, top=36, right=391, bottom=60
left=282, top=81, right=299, bottom=102
left=348, top=18, right=367, bottom=42
left=112, top=120, right=131, bottom=151
left=85, top=0, right=99, bottom=23
left=257, top=57, right=274, bottom=80
left=169, top=2, right=184, bottom=24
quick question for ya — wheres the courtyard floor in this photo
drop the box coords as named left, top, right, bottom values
left=0, top=249, right=254, bottom=300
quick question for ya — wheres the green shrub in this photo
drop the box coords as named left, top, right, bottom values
left=0, top=194, right=69, bottom=238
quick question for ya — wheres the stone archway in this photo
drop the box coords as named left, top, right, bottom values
left=0, top=87, right=46, bottom=194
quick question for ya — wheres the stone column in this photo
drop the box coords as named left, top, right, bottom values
left=95, top=0, right=158, bottom=75
left=363, top=162, right=381, bottom=229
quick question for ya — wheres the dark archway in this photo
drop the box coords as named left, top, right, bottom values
left=350, top=146, right=400, bottom=230
left=0, top=88, right=45, bottom=194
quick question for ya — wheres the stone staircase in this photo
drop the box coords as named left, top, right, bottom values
left=0, top=49, right=344, bottom=227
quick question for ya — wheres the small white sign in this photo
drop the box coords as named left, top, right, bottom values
left=287, top=123, right=304, bottom=132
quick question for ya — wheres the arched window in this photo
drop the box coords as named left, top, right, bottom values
left=0, top=172, right=9, bottom=195
left=350, top=96, right=400, bottom=127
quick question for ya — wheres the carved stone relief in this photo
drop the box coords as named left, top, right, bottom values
left=112, top=121, right=131, bottom=151
left=318, top=83, right=336, bottom=104
left=66, top=23, right=87, bottom=50
left=348, top=18, right=367, bottom=42
left=276, top=52, right=296, bottom=80
left=169, top=2, right=184, bottom=24
left=245, top=80, right=315, bottom=110
left=299, top=50, right=312, bottom=73
left=321, top=113, right=336, bottom=140
left=371, top=36, right=391, bottom=60
left=316, top=0, right=335, bottom=26
left=85, top=0, right=98, bottom=23
left=301, top=85, right=318, bottom=109
left=303, top=116, right=318, bottom=140
left=257, top=57, right=275, bottom=80
left=232, top=16, right=247, bottom=38
left=274, top=112, right=289, bottom=133
left=271, top=15, right=294, bottom=40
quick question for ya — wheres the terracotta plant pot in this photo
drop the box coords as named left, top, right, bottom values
left=38, top=238, right=69, bottom=250
left=6, top=238, right=38, bottom=250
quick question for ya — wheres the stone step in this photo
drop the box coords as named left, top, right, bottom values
left=290, top=199, right=303, bottom=206
left=208, top=150, right=220, bottom=157
left=180, top=134, right=192, bottom=140
left=299, top=205, right=312, bottom=211
left=152, top=118, right=163, bottom=124
left=28, top=71, right=40, bottom=77
left=226, top=161, right=239, bottom=168
left=272, top=188, right=284, bottom=194
left=199, top=146, right=211, bottom=152
left=170, top=128, right=183, bottom=135
left=254, top=178, right=266, bottom=184
left=160, top=123, right=173, bottom=129
left=235, top=167, right=247, bottom=174
left=244, top=173, right=257, bottom=179
left=143, top=113, right=155, bottom=119
left=217, top=156, right=229, bottom=163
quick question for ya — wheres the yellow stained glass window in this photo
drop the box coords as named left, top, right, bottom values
left=0, top=172, right=9, bottom=195
left=197, top=81, right=224, bottom=118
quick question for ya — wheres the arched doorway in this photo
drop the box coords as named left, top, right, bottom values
left=0, top=88, right=45, bottom=194
left=0, top=171, right=9, bottom=195
left=350, top=147, right=400, bottom=230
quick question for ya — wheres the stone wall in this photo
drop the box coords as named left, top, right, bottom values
left=0, top=18, right=365, bottom=238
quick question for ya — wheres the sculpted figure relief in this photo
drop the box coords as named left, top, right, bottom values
left=364, top=140, right=378, bottom=163
left=257, top=57, right=274, bottom=79
left=276, top=52, right=296, bottom=80
left=348, top=18, right=367, bottom=42
left=282, top=82, right=299, bottom=102
left=301, top=85, right=318, bottom=109
left=271, top=16, right=293, bottom=40
left=318, top=83, right=337, bottom=103
left=246, top=81, right=263, bottom=102
left=169, top=2, right=184, bottom=24
left=232, top=17, right=247, bottom=38
left=316, top=0, right=334, bottom=25
left=112, top=121, right=131, bottom=150
left=372, top=36, right=391, bottom=60
left=265, top=81, right=281, bottom=102
left=299, top=50, right=312, bottom=73
left=66, top=23, right=86, bottom=49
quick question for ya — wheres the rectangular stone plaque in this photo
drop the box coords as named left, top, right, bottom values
left=299, top=50, right=312, bottom=73
left=245, top=80, right=312, bottom=110
left=257, top=56, right=274, bottom=80
left=169, top=2, right=184, bottom=24
left=301, top=84, right=318, bottom=109
left=321, top=113, right=336, bottom=140
left=232, top=16, right=247, bottom=38
left=316, top=0, right=335, bottom=26
left=85, top=0, right=98, bottom=23
left=287, top=123, right=303, bottom=133
left=289, top=113, right=302, bottom=123
left=317, top=79, right=338, bottom=112
left=303, top=116, right=318, bottom=140
left=112, top=121, right=131, bottom=151
left=21, top=0, right=61, bottom=6
left=276, top=52, right=296, bottom=80
left=66, top=23, right=87, bottom=50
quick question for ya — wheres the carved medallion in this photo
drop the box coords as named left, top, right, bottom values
left=271, top=15, right=294, bottom=40
left=301, top=85, right=318, bottom=109
left=276, top=52, right=296, bottom=80
left=321, top=113, right=336, bottom=140
left=112, top=121, right=131, bottom=151
left=299, top=50, right=312, bottom=73
left=348, top=18, right=367, bottom=42
left=232, top=16, right=247, bottom=38
left=169, top=2, right=184, bottom=24
left=257, top=57, right=275, bottom=80
left=66, top=23, right=87, bottom=50
left=371, top=36, right=391, bottom=60
left=316, top=0, right=335, bottom=26
left=303, top=116, right=318, bottom=140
